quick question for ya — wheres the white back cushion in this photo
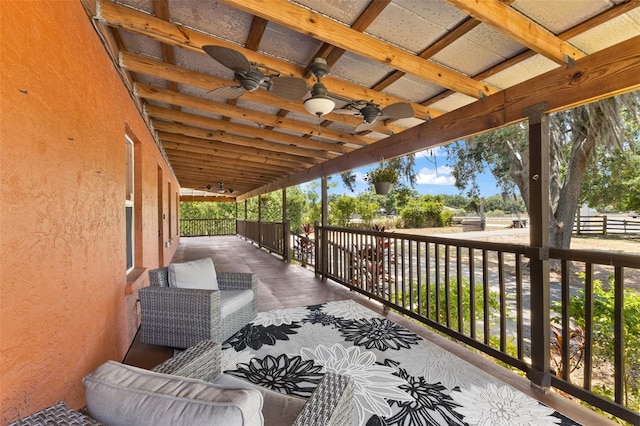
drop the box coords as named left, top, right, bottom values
left=168, top=258, right=218, bottom=290
left=83, top=361, right=263, bottom=426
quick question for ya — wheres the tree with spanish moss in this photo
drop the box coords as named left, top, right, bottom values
left=446, top=92, right=639, bottom=249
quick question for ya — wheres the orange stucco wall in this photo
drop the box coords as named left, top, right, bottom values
left=0, top=1, right=179, bottom=422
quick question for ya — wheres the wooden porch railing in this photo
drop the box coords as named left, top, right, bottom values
left=311, top=224, right=640, bottom=424
left=179, top=218, right=236, bottom=236
left=236, top=219, right=289, bottom=260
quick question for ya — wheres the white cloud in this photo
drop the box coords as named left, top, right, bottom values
left=416, top=166, right=456, bottom=186
left=354, top=171, right=367, bottom=183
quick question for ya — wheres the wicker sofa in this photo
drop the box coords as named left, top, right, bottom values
left=140, top=264, right=258, bottom=348
left=11, top=340, right=354, bottom=426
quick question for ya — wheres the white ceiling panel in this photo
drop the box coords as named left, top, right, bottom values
left=432, top=25, right=525, bottom=76
left=383, top=74, right=443, bottom=103
left=365, top=2, right=453, bottom=54
left=511, top=0, right=613, bottom=34
left=291, top=0, right=369, bottom=26
left=429, top=92, right=476, bottom=113
left=119, top=31, right=163, bottom=60
left=569, top=12, right=640, bottom=54
left=483, top=54, right=559, bottom=90
left=169, top=0, right=253, bottom=45
left=258, top=22, right=322, bottom=66
left=330, top=52, right=395, bottom=87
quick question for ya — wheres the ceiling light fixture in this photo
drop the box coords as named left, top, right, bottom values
left=304, top=58, right=335, bottom=117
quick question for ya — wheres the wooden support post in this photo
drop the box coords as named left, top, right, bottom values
left=282, top=188, right=289, bottom=262
left=320, top=177, right=329, bottom=280
left=525, top=102, right=552, bottom=391
left=258, top=196, right=263, bottom=249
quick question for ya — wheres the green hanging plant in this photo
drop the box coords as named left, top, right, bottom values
left=365, top=164, right=398, bottom=184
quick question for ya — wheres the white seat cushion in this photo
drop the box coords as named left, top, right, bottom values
left=168, top=258, right=218, bottom=291
left=220, top=290, right=254, bottom=319
left=215, top=374, right=306, bottom=426
left=83, top=361, right=263, bottom=426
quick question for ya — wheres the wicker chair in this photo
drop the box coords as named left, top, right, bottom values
left=152, top=340, right=355, bottom=426
left=12, top=340, right=353, bottom=426
left=139, top=267, right=258, bottom=348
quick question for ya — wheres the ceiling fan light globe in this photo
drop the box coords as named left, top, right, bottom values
left=304, top=96, right=335, bottom=116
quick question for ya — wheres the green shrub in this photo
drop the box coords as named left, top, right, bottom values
left=399, top=196, right=454, bottom=228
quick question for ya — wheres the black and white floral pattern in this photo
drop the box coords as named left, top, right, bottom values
left=225, top=322, right=301, bottom=351
left=227, top=353, right=324, bottom=397
left=220, top=301, right=581, bottom=426
left=339, top=318, right=421, bottom=351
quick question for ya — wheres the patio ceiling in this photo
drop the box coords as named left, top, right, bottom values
left=83, top=0, right=640, bottom=201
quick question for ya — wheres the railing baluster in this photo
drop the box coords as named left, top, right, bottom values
left=614, top=265, right=624, bottom=405
left=482, top=249, right=489, bottom=345
left=498, top=251, right=506, bottom=352
left=457, top=246, right=463, bottom=333
left=445, top=244, right=451, bottom=328
left=417, top=241, right=422, bottom=318
left=409, top=239, right=414, bottom=312
left=426, top=242, right=431, bottom=320
left=515, top=253, right=524, bottom=360
left=583, top=262, right=593, bottom=390
left=435, top=243, right=441, bottom=324
left=469, top=247, right=476, bottom=340
left=561, top=259, right=570, bottom=381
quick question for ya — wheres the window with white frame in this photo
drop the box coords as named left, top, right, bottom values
left=125, top=135, right=134, bottom=272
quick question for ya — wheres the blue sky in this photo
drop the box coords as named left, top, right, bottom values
left=322, top=147, right=501, bottom=198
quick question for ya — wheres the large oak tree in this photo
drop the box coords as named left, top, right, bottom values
left=447, top=92, right=639, bottom=249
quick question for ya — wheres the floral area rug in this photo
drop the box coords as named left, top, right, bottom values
left=221, top=300, right=580, bottom=426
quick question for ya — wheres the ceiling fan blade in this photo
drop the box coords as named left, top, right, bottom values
left=381, top=102, right=414, bottom=119
left=354, top=121, right=377, bottom=133
left=208, top=85, right=246, bottom=100
left=268, top=76, right=308, bottom=100
left=202, top=45, right=251, bottom=74
left=331, top=107, right=360, bottom=116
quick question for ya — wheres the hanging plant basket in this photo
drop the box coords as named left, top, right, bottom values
left=373, top=181, right=392, bottom=195
left=365, top=164, right=398, bottom=195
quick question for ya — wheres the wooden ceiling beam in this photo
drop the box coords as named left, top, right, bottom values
left=153, top=120, right=322, bottom=165
left=312, top=0, right=391, bottom=68
left=95, top=0, right=440, bottom=120
left=180, top=195, right=236, bottom=202
left=237, top=34, right=640, bottom=200
left=165, top=148, right=298, bottom=174
left=145, top=105, right=333, bottom=160
left=173, top=168, right=269, bottom=186
left=134, top=83, right=369, bottom=150
left=419, top=0, right=638, bottom=108
left=172, top=166, right=272, bottom=184
left=220, top=0, right=496, bottom=99
left=372, top=17, right=481, bottom=92
left=245, top=16, right=268, bottom=51
left=120, top=52, right=402, bottom=135
left=445, top=0, right=585, bottom=65
left=159, top=133, right=317, bottom=168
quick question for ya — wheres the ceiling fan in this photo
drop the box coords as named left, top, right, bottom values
left=202, top=45, right=307, bottom=101
left=333, top=100, right=414, bottom=132
left=303, top=57, right=335, bottom=117
left=205, top=182, right=234, bottom=194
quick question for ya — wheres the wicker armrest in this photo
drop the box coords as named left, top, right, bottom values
left=152, top=339, right=222, bottom=383
left=217, top=271, right=258, bottom=291
left=139, top=286, right=221, bottom=348
left=293, top=372, right=354, bottom=426
left=8, top=401, right=102, bottom=426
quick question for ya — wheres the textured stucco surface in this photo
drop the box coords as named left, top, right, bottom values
left=0, top=1, right=179, bottom=422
